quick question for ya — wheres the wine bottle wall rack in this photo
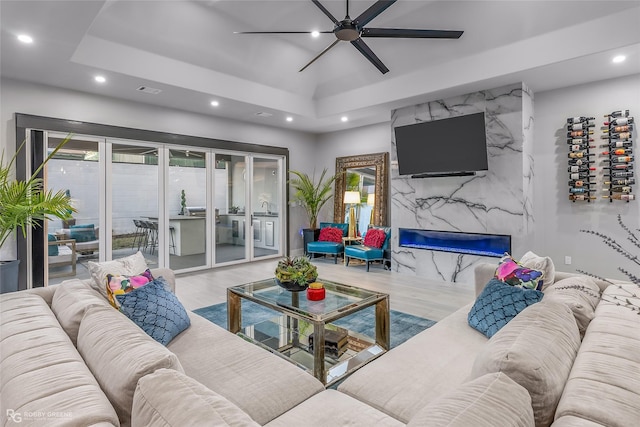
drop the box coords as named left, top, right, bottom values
left=601, top=110, right=634, bottom=202
left=567, top=116, right=596, bottom=202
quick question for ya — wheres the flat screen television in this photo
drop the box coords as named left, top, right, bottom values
left=394, top=112, right=488, bottom=177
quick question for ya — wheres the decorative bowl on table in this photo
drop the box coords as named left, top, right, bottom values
left=274, top=256, right=318, bottom=292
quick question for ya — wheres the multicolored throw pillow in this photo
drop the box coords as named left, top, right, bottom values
left=363, top=228, right=387, bottom=249
left=495, top=253, right=544, bottom=291
left=318, top=227, right=343, bottom=243
left=116, top=277, right=191, bottom=346
left=106, top=268, right=154, bottom=308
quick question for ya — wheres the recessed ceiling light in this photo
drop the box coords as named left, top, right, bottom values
left=94, top=75, right=106, bottom=83
left=612, top=55, right=626, bottom=63
left=286, top=116, right=293, bottom=122
left=17, top=34, right=33, bottom=44
left=341, top=116, right=348, bottom=122
left=210, top=100, right=220, bottom=107
left=311, top=31, right=320, bottom=38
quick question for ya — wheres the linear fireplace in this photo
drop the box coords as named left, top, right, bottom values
left=398, top=228, right=511, bottom=258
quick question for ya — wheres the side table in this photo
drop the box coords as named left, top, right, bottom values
left=342, top=236, right=363, bottom=265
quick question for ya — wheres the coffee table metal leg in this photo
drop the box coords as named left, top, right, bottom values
left=375, top=296, right=390, bottom=350
left=227, top=290, right=241, bottom=334
left=312, top=321, right=326, bottom=384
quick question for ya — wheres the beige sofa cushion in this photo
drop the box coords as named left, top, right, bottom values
left=132, top=368, right=259, bottom=427
left=407, top=372, right=534, bottom=427
left=470, top=300, right=581, bottom=427
left=265, top=390, right=405, bottom=427
left=552, top=416, right=607, bottom=426
left=51, top=279, right=112, bottom=345
left=338, top=303, right=489, bottom=423
left=0, top=294, right=119, bottom=426
left=543, top=276, right=601, bottom=337
left=554, top=284, right=640, bottom=427
left=87, top=251, right=149, bottom=299
left=77, top=305, right=183, bottom=426
left=168, top=312, right=324, bottom=425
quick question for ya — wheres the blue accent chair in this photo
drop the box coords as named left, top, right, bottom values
left=345, top=226, right=391, bottom=271
left=306, top=222, right=349, bottom=264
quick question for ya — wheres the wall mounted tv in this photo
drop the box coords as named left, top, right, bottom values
left=394, top=112, right=488, bottom=178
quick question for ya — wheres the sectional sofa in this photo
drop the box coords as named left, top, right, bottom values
left=1, top=259, right=638, bottom=426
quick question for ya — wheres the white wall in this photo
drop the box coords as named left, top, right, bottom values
left=0, top=77, right=318, bottom=258
left=532, top=74, right=640, bottom=281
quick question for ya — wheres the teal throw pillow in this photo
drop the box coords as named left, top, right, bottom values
left=468, top=278, right=543, bottom=338
left=116, top=277, right=190, bottom=346
left=48, top=233, right=58, bottom=256
left=70, top=224, right=96, bottom=242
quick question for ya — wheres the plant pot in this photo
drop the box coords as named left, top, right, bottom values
left=275, top=278, right=310, bottom=292
left=0, top=259, right=20, bottom=294
left=303, top=228, right=321, bottom=257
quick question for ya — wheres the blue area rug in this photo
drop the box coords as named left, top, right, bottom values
left=194, top=300, right=436, bottom=348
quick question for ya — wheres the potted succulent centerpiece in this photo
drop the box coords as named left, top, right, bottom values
left=0, top=137, right=76, bottom=293
left=274, top=256, right=319, bottom=292
left=289, top=169, right=336, bottom=254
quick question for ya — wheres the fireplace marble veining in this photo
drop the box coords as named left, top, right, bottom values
left=390, top=83, right=534, bottom=283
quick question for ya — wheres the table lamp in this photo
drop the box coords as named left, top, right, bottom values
left=344, top=191, right=361, bottom=238
left=367, top=193, right=375, bottom=225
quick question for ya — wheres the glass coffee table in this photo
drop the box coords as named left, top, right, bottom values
left=227, top=278, right=390, bottom=386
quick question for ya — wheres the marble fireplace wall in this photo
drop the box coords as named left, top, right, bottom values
left=390, top=83, right=534, bottom=283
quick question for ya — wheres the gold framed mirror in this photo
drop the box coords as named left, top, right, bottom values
left=333, top=152, right=389, bottom=227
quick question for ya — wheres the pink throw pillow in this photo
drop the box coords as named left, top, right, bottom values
left=364, top=229, right=386, bottom=248
left=318, top=227, right=343, bottom=243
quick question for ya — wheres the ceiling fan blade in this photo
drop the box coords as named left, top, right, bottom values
left=299, top=39, right=340, bottom=72
left=311, top=0, right=340, bottom=24
left=235, top=31, right=333, bottom=34
left=350, top=38, right=389, bottom=74
left=362, top=28, right=464, bottom=39
left=353, top=0, right=397, bottom=27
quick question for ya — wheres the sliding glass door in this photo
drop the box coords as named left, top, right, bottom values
left=214, top=153, right=248, bottom=264
left=250, top=156, right=282, bottom=259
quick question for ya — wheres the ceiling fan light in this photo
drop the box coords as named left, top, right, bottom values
left=311, top=31, right=320, bottom=38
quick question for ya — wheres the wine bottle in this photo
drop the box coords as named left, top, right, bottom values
left=601, top=148, right=632, bottom=155
left=567, top=116, right=594, bottom=124
left=604, top=171, right=634, bottom=178
left=568, top=165, right=596, bottom=172
left=604, top=110, right=630, bottom=118
left=568, top=130, right=594, bottom=137
left=569, top=122, right=595, bottom=131
left=605, top=186, right=632, bottom=193
left=568, top=180, right=595, bottom=187
left=569, top=195, right=596, bottom=201
left=603, top=194, right=635, bottom=201
left=603, top=164, right=633, bottom=171
left=600, top=141, right=633, bottom=148
left=604, top=117, right=634, bottom=126
left=568, top=137, right=594, bottom=144
left=602, top=125, right=633, bottom=133
left=604, top=155, right=634, bottom=163
left=570, top=187, right=594, bottom=194
left=568, top=158, right=593, bottom=166
left=570, top=172, right=596, bottom=180
left=601, top=132, right=632, bottom=140
left=605, top=178, right=635, bottom=186
left=570, top=144, right=596, bottom=151
left=568, top=152, right=595, bottom=159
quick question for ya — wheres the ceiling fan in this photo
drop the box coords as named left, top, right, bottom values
left=236, top=0, right=463, bottom=74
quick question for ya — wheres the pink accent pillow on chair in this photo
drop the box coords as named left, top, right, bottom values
left=318, top=227, right=343, bottom=243
left=363, top=229, right=386, bottom=248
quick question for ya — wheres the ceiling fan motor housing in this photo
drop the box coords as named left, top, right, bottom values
left=335, top=20, right=360, bottom=41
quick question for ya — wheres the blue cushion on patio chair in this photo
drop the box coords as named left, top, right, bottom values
left=345, top=226, right=391, bottom=271
left=306, top=222, right=349, bottom=264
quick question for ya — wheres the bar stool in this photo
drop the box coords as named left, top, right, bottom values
left=169, top=225, right=176, bottom=255
left=132, top=219, right=145, bottom=251
left=146, top=221, right=159, bottom=254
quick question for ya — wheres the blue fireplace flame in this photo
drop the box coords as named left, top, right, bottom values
left=398, top=228, right=511, bottom=258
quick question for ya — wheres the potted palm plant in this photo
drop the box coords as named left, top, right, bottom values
left=0, top=137, right=76, bottom=293
left=289, top=169, right=336, bottom=254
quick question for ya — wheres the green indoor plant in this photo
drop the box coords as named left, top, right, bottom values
left=274, top=256, right=318, bottom=288
left=289, top=168, right=336, bottom=230
left=1, top=136, right=76, bottom=292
